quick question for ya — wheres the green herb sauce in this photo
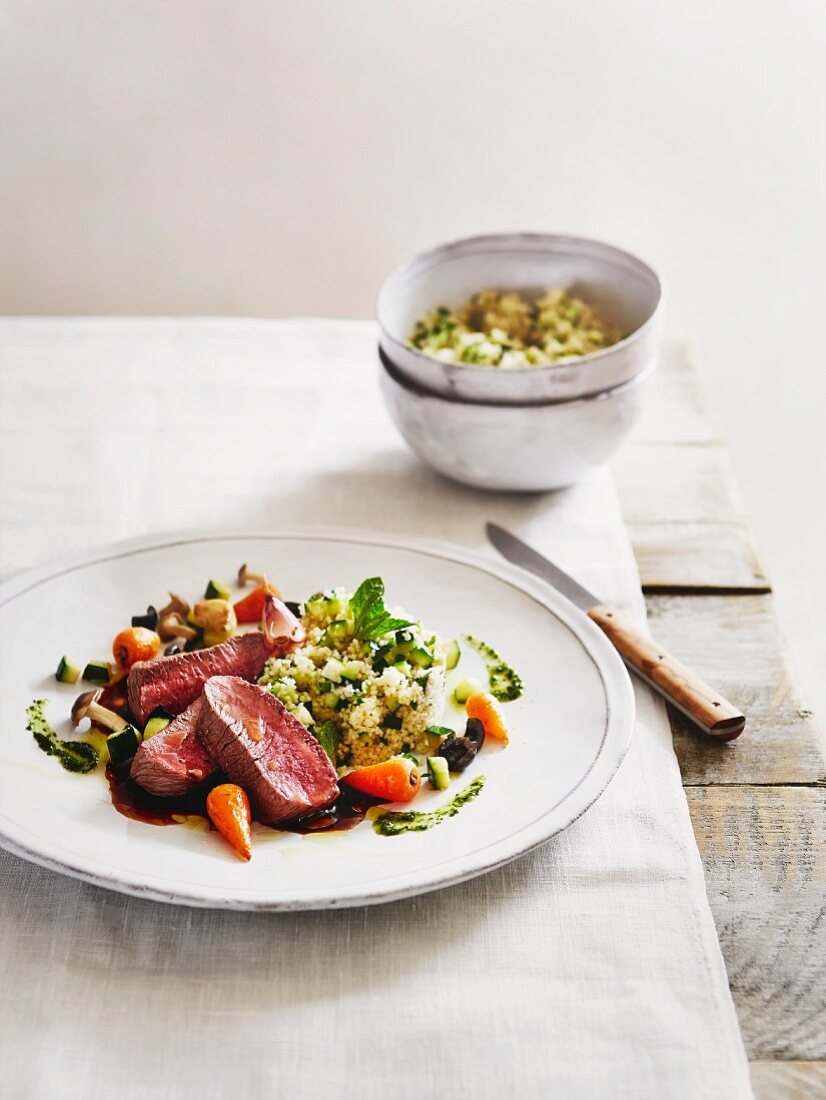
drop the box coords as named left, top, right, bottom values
left=27, top=699, right=98, bottom=774
left=463, top=636, right=524, bottom=701
left=372, top=776, right=486, bottom=836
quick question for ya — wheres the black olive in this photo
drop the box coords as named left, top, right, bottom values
left=438, top=733, right=478, bottom=772
left=131, top=605, right=158, bottom=630
left=465, top=717, right=486, bottom=750
left=285, top=601, right=302, bottom=617
left=164, top=644, right=182, bottom=656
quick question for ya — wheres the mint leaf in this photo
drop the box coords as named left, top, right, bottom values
left=350, top=577, right=413, bottom=642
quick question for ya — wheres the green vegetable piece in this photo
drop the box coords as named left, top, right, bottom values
left=55, top=656, right=81, bottom=685
left=453, top=677, right=482, bottom=705
left=350, top=577, right=413, bottom=643
left=383, top=713, right=403, bottom=730
left=106, top=724, right=142, bottom=766
left=322, top=620, right=351, bottom=647
left=426, top=756, right=450, bottom=791
left=27, top=699, right=98, bottom=774
left=408, top=647, right=434, bottom=669
left=314, top=720, right=338, bottom=765
left=426, top=724, right=454, bottom=738
left=204, top=579, right=231, bottom=601
left=322, top=691, right=342, bottom=711
left=443, top=639, right=461, bottom=671
left=82, top=660, right=111, bottom=685
left=143, top=716, right=171, bottom=740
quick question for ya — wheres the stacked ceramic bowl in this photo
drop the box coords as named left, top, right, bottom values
left=377, top=233, right=663, bottom=492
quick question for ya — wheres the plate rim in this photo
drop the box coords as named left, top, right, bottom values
left=0, top=526, right=636, bottom=910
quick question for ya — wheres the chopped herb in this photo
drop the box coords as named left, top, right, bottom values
left=314, top=720, right=339, bottom=765
left=27, top=699, right=98, bottom=774
left=463, top=635, right=524, bottom=702
left=373, top=777, right=486, bottom=836
left=350, top=577, right=413, bottom=643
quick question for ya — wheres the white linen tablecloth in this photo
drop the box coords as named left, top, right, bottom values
left=0, top=318, right=751, bottom=1098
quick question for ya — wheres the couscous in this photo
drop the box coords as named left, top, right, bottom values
left=258, top=579, right=448, bottom=767
left=408, top=287, right=622, bottom=368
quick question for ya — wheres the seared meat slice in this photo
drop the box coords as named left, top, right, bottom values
left=127, top=596, right=304, bottom=726
left=129, top=698, right=215, bottom=797
left=198, top=676, right=339, bottom=824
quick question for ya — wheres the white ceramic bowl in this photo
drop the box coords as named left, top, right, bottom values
left=379, top=347, right=655, bottom=492
left=377, top=233, right=663, bottom=406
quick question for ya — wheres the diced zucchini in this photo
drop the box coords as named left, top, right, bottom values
left=322, top=658, right=343, bottom=682
left=55, top=656, right=81, bottom=685
left=305, top=594, right=327, bottom=619
left=204, top=579, right=231, bottom=601
left=322, top=691, right=342, bottom=711
left=444, top=639, right=461, bottom=670
left=322, top=620, right=350, bottom=646
left=453, top=677, right=482, bottom=705
left=318, top=679, right=334, bottom=694
left=341, top=663, right=363, bottom=682
left=383, top=713, right=403, bottom=730
left=426, top=756, right=450, bottom=791
left=325, top=594, right=348, bottom=618
left=426, top=724, right=454, bottom=737
left=106, top=724, right=142, bottom=765
left=82, top=660, right=111, bottom=685
left=392, top=659, right=411, bottom=676
left=386, top=695, right=401, bottom=713
left=408, top=647, right=434, bottom=669
left=143, top=716, right=171, bottom=740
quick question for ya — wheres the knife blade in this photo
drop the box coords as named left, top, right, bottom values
left=486, top=522, right=746, bottom=741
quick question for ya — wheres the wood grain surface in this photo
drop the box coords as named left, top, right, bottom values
left=615, top=337, right=826, bottom=1086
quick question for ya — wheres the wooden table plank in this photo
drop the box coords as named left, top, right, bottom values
left=645, top=594, right=825, bottom=786
left=616, top=336, right=769, bottom=592
left=750, top=1061, right=826, bottom=1099
left=686, top=787, right=826, bottom=1061
left=615, top=337, right=826, bottom=1080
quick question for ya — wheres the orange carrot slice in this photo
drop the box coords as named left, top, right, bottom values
left=342, top=756, right=421, bottom=803
left=206, top=783, right=253, bottom=861
left=233, top=583, right=281, bottom=624
left=466, top=692, right=510, bottom=745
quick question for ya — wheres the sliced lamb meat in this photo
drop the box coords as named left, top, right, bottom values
left=127, top=595, right=304, bottom=726
left=198, top=676, right=339, bottom=824
left=129, top=698, right=215, bottom=797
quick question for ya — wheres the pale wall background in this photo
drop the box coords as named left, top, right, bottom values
left=2, top=0, right=825, bottom=721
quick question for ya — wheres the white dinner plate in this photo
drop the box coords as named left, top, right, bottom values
left=0, top=529, right=634, bottom=910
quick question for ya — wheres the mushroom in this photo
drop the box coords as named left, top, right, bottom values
left=158, top=592, right=191, bottom=619
left=71, top=689, right=128, bottom=733
left=157, top=611, right=198, bottom=642
left=238, top=563, right=267, bottom=588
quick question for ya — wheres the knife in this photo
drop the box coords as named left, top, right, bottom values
left=487, top=523, right=746, bottom=741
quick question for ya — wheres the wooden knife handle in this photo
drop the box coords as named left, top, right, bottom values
left=588, top=605, right=746, bottom=740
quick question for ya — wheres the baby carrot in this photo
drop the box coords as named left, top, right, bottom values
left=206, top=783, right=253, bottom=861
left=342, top=756, right=421, bottom=803
left=466, top=692, right=510, bottom=745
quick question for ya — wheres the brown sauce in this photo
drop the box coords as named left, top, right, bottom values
left=107, top=764, right=383, bottom=835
